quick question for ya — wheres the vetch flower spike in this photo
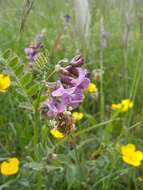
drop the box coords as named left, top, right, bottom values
left=40, top=55, right=90, bottom=137
left=24, top=42, right=43, bottom=64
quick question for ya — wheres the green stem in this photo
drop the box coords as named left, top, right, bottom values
left=70, top=135, right=84, bottom=180
left=100, top=48, right=104, bottom=121
left=103, top=111, right=120, bottom=143
left=33, top=69, right=56, bottom=158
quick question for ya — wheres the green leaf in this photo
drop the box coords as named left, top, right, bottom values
left=20, top=73, right=32, bottom=87
left=85, top=113, right=96, bottom=125
left=19, top=102, right=33, bottom=111
left=32, top=95, right=47, bottom=109
left=23, top=162, right=44, bottom=171
left=35, top=53, right=47, bottom=67
left=9, top=56, right=19, bottom=68
left=27, top=83, right=39, bottom=97
left=66, top=165, right=79, bottom=185
left=2, top=49, right=12, bottom=60
left=14, top=64, right=24, bottom=76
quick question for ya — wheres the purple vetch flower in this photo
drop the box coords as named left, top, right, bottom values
left=60, top=67, right=90, bottom=90
left=50, top=84, right=83, bottom=114
left=43, top=84, right=72, bottom=117
left=41, top=55, right=90, bottom=118
left=52, top=85, right=76, bottom=97
left=46, top=70, right=89, bottom=117
left=46, top=96, right=67, bottom=118
left=46, top=90, right=76, bottom=118
left=24, top=42, right=43, bottom=64
left=70, top=68, right=90, bottom=89
left=69, top=88, right=84, bottom=108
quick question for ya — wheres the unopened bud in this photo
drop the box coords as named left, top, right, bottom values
left=58, top=58, right=69, bottom=65
left=63, top=110, right=71, bottom=115
left=70, top=55, right=84, bottom=67
left=92, top=69, right=104, bottom=81
left=68, top=107, right=73, bottom=111
left=55, top=64, right=62, bottom=72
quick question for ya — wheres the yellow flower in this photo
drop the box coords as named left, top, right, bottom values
left=50, top=129, right=64, bottom=139
left=87, top=83, right=97, bottom=93
left=121, top=144, right=143, bottom=167
left=111, top=99, right=133, bottom=112
left=111, top=103, right=122, bottom=111
left=72, top=112, right=83, bottom=121
left=121, top=99, right=133, bottom=112
left=0, top=74, right=11, bottom=92
left=0, top=157, right=20, bottom=176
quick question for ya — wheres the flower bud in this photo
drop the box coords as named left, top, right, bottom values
left=70, top=55, right=84, bottom=67
left=55, top=64, right=62, bottom=72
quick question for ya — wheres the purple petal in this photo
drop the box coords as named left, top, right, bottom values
left=52, top=85, right=75, bottom=97
left=78, top=78, right=90, bottom=89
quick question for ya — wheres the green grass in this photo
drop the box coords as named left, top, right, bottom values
left=0, top=0, right=143, bottom=189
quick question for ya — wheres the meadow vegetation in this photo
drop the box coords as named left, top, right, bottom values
left=0, top=0, right=143, bottom=189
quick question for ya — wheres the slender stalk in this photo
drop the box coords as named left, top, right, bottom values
left=33, top=69, right=56, bottom=158
left=99, top=17, right=107, bottom=121
left=99, top=47, right=104, bottom=121
left=127, top=41, right=143, bottom=126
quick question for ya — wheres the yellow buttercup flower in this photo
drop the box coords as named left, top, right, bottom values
left=50, top=129, right=64, bottom=139
left=0, top=74, right=11, bottom=92
left=111, top=99, right=133, bottom=112
left=0, top=157, right=20, bottom=176
left=87, top=83, right=97, bottom=93
left=72, top=112, right=83, bottom=121
left=121, top=144, right=143, bottom=167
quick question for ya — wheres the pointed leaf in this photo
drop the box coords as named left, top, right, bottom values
left=9, top=56, right=19, bottom=68
left=20, top=73, right=32, bottom=87
left=27, top=83, right=39, bottom=97
left=14, top=64, right=24, bottom=76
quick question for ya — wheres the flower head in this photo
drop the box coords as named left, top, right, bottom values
left=50, top=129, right=64, bottom=139
left=112, top=99, right=133, bottom=112
left=0, top=157, right=20, bottom=176
left=121, top=144, right=143, bottom=167
left=87, top=83, right=97, bottom=93
left=24, top=42, right=43, bottom=64
left=0, top=74, right=11, bottom=92
left=42, top=55, right=90, bottom=118
left=111, top=103, right=122, bottom=111
left=121, top=99, right=133, bottom=112
left=41, top=55, right=90, bottom=137
left=72, top=112, right=83, bottom=121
